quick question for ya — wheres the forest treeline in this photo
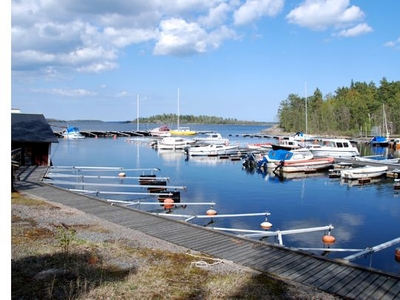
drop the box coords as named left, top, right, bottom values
left=137, top=114, right=273, bottom=126
left=277, top=77, right=400, bottom=136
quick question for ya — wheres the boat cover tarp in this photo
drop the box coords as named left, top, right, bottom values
left=267, top=149, right=294, bottom=161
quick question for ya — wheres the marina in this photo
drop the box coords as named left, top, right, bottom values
left=39, top=123, right=400, bottom=277
left=14, top=165, right=400, bottom=299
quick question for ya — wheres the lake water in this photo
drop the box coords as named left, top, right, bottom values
left=49, top=122, right=400, bottom=275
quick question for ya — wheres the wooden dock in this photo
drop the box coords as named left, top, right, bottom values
left=14, top=166, right=400, bottom=299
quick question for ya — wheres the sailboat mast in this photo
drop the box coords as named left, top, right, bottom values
left=177, top=88, right=180, bottom=129
left=305, top=82, right=308, bottom=135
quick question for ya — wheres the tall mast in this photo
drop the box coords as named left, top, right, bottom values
left=305, top=82, right=308, bottom=135
left=177, top=88, right=180, bottom=129
left=136, top=94, right=139, bottom=131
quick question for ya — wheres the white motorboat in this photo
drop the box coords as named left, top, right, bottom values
left=61, top=126, right=85, bottom=139
left=354, top=155, right=399, bottom=165
left=273, top=156, right=335, bottom=173
left=185, top=144, right=239, bottom=157
left=271, top=137, right=303, bottom=150
left=307, top=138, right=359, bottom=158
left=193, top=132, right=230, bottom=145
left=156, top=137, right=194, bottom=150
left=149, top=125, right=171, bottom=137
left=340, top=165, right=388, bottom=180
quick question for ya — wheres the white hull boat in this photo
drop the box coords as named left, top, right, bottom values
left=157, top=137, right=194, bottom=150
left=62, top=126, right=85, bottom=139
left=193, top=132, right=230, bottom=145
left=185, top=144, right=239, bottom=157
left=307, top=138, right=359, bottom=158
left=340, top=165, right=388, bottom=180
left=272, top=156, right=335, bottom=173
left=354, top=155, right=399, bottom=165
left=149, top=125, right=171, bottom=137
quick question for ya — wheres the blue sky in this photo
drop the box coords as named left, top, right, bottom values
left=9, top=0, right=400, bottom=122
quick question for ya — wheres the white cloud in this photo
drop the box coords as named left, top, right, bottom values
left=286, top=0, right=368, bottom=35
left=10, top=0, right=283, bottom=78
left=384, top=37, right=400, bottom=48
left=33, top=88, right=96, bottom=97
left=233, top=0, right=284, bottom=26
left=336, top=23, right=373, bottom=37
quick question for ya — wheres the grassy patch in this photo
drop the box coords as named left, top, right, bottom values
left=12, top=192, right=295, bottom=299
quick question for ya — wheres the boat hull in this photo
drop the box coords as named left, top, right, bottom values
left=340, top=166, right=388, bottom=180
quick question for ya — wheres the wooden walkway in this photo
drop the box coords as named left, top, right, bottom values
left=14, top=166, right=400, bottom=300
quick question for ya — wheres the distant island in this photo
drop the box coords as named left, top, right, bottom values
left=47, top=114, right=276, bottom=126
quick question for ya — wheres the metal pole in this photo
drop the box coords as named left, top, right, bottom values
left=343, top=237, right=400, bottom=261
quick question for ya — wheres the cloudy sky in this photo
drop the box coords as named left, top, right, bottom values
left=10, top=0, right=400, bottom=122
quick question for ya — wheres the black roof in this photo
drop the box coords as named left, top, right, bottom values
left=12, top=113, right=59, bottom=143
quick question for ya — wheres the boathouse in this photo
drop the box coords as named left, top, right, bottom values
left=11, top=111, right=58, bottom=166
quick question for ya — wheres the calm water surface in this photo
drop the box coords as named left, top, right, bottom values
left=49, top=122, right=400, bottom=275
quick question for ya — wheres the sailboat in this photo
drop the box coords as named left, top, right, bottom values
left=170, top=88, right=197, bottom=136
left=370, top=104, right=389, bottom=147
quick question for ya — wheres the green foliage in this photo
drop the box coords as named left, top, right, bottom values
left=277, top=78, right=400, bottom=135
left=55, top=224, right=76, bottom=256
left=135, top=114, right=273, bottom=125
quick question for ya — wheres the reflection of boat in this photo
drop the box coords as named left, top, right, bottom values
left=62, top=126, right=85, bottom=139
left=354, top=155, right=399, bottom=165
left=307, top=138, right=359, bottom=158
left=265, top=168, right=327, bottom=181
left=157, top=149, right=186, bottom=161
left=157, top=137, right=194, bottom=150
left=185, top=144, right=239, bottom=157
left=193, top=132, right=230, bottom=145
left=340, top=165, right=388, bottom=180
left=149, top=125, right=171, bottom=137
left=272, top=156, right=335, bottom=173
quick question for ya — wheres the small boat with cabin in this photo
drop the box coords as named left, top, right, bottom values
left=307, top=138, right=359, bottom=158
left=184, top=143, right=239, bottom=157
left=192, top=132, right=230, bottom=145
left=156, top=137, right=194, bottom=150
left=61, top=126, right=85, bottom=139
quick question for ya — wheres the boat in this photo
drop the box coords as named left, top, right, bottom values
left=246, top=142, right=272, bottom=150
left=170, top=88, right=196, bottom=136
left=243, top=149, right=314, bottom=170
left=149, top=125, right=171, bottom=137
left=192, top=132, right=230, bottom=145
left=156, top=137, right=194, bottom=150
left=61, top=126, right=85, bottom=139
left=293, top=131, right=317, bottom=142
left=184, top=143, right=239, bottom=157
left=370, top=104, right=390, bottom=147
left=340, top=165, right=389, bottom=180
left=354, top=154, right=399, bottom=165
left=170, top=126, right=197, bottom=136
left=272, top=156, right=335, bottom=173
left=307, top=138, right=360, bottom=158
left=271, top=137, right=303, bottom=150
left=369, top=136, right=389, bottom=147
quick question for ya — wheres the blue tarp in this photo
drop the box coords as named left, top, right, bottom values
left=267, top=149, right=294, bottom=161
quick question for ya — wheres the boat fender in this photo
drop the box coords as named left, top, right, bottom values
left=322, top=234, right=336, bottom=244
left=163, top=198, right=174, bottom=210
left=395, top=247, right=400, bottom=263
left=206, top=208, right=217, bottom=216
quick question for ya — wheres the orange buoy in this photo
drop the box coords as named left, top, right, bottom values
left=118, top=172, right=126, bottom=178
left=322, top=234, right=336, bottom=244
left=163, top=198, right=174, bottom=210
left=395, top=247, right=400, bottom=263
left=206, top=209, right=217, bottom=216
left=260, top=221, right=272, bottom=230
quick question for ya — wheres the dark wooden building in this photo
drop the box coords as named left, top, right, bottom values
left=11, top=112, right=59, bottom=166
